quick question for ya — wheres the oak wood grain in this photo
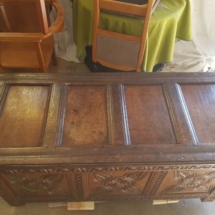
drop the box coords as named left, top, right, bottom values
left=124, top=85, right=176, bottom=145
left=62, top=86, right=108, bottom=146
left=180, top=84, right=215, bottom=144
left=0, top=85, right=49, bottom=147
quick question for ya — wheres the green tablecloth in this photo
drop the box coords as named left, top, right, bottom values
left=73, top=0, right=192, bottom=72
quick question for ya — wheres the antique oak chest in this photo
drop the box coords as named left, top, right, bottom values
left=0, top=72, right=215, bottom=206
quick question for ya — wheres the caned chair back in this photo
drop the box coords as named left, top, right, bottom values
left=92, top=0, right=155, bottom=72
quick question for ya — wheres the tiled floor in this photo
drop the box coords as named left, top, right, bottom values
left=1, top=59, right=215, bottom=214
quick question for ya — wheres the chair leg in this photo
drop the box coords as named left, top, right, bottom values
left=35, top=43, right=47, bottom=72
left=0, top=3, right=12, bottom=32
left=0, top=65, right=4, bottom=73
left=46, top=3, right=58, bottom=69
left=52, top=48, right=58, bottom=66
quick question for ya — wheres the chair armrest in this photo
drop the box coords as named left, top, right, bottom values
left=0, top=33, right=44, bottom=42
left=45, top=1, right=64, bottom=37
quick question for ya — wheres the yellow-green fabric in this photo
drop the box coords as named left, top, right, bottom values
left=73, top=0, right=192, bottom=72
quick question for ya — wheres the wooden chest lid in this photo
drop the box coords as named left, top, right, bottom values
left=0, top=72, right=215, bottom=165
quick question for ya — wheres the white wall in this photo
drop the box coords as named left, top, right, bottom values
left=163, top=0, right=215, bottom=72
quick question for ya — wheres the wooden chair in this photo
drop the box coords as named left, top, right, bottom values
left=92, top=0, right=155, bottom=72
left=0, top=0, right=64, bottom=72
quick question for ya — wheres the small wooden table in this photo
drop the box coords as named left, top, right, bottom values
left=0, top=72, right=215, bottom=206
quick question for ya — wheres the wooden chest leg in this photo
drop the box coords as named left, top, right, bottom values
left=0, top=176, right=25, bottom=206
left=201, top=188, right=215, bottom=202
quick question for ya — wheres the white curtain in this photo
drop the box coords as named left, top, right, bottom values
left=51, top=0, right=80, bottom=63
left=163, top=0, right=215, bottom=72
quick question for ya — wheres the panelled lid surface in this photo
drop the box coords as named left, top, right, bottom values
left=0, top=72, right=215, bottom=165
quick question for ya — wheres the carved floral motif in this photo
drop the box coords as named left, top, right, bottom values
left=164, top=171, right=215, bottom=192
left=3, top=174, right=64, bottom=195
left=92, top=172, right=148, bottom=195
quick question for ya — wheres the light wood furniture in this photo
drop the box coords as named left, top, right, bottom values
left=0, top=0, right=64, bottom=72
left=92, top=0, right=155, bottom=72
left=67, top=202, right=95, bottom=210
left=1, top=72, right=215, bottom=206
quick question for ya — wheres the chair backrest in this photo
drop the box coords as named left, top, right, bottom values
left=92, top=0, right=155, bottom=72
left=0, top=0, right=50, bottom=33
left=0, top=0, right=64, bottom=41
